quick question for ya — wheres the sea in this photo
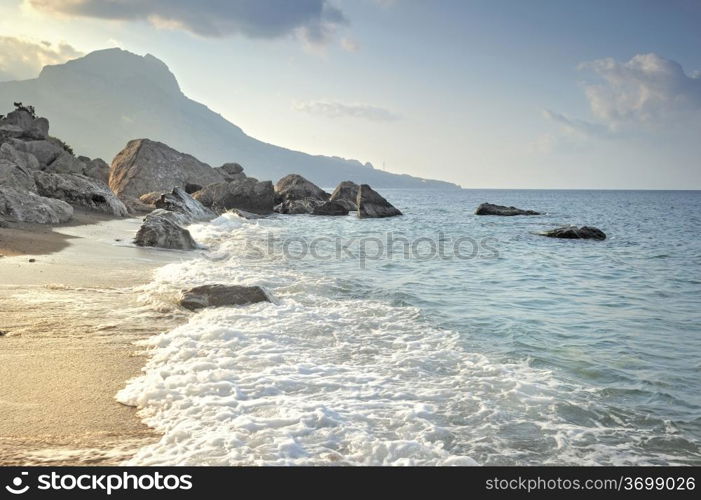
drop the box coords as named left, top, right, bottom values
left=117, top=189, right=701, bottom=466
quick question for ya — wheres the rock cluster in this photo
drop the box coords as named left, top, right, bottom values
left=475, top=203, right=541, bottom=216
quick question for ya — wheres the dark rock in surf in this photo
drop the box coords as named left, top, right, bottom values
left=154, top=186, right=215, bottom=221
left=475, top=203, right=541, bottom=216
left=330, top=180, right=359, bottom=211
left=180, top=284, right=270, bottom=310
left=134, top=209, right=197, bottom=250
left=356, top=184, right=402, bottom=218
left=541, top=226, right=607, bottom=241
left=274, top=174, right=329, bottom=205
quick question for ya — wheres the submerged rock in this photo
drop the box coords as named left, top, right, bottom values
left=475, top=203, right=541, bottom=216
left=179, top=284, right=270, bottom=310
left=154, top=186, right=216, bottom=221
left=356, top=184, right=402, bottom=218
left=34, top=171, right=128, bottom=216
left=110, top=139, right=224, bottom=199
left=134, top=209, right=197, bottom=250
left=274, top=174, right=329, bottom=205
left=330, top=180, right=360, bottom=211
left=541, top=226, right=607, bottom=241
left=194, top=178, right=274, bottom=214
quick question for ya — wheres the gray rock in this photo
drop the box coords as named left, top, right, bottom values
left=230, top=208, right=265, bottom=219
left=312, top=200, right=350, bottom=216
left=0, top=186, right=73, bottom=224
left=9, top=139, right=63, bottom=168
left=179, top=284, right=269, bottom=311
left=120, top=195, right=155, bottom=215
left=0, top=110, right=49, bottom=140
left=194, top=178, right=274, bottom=214
left=110, top=139, right=224, bottom=199
left=155, top=187, right=216, bottom=222
left=357, top=184, right=402, bottom=218
left=274, top=198, right=321, bottom=214
left=541, top=226, right=607, bottom=241
left=184, top=183, right=202, bottom=194
left=0, top=159, right=37, bottom=192
left=215, top=163, right=244, bottom=182
left=46, top=150, right=85, bottom=175
left=139, top=191, right=163, bottom=206
left=34, top=171, right=128, bottom=216
left=0, top=143, right=40, bottom=171
left=274, top=174, right=329, bottom=205
left=134, top=209, right=197, bottom=250
left=330, top=180, right=359, bottom=211
left=475, top=203, right=541, bottom=216
left=83, top=158, right=110, bottom=185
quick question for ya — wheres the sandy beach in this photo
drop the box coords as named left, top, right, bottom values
left=0, top=213, right=189, bottom=465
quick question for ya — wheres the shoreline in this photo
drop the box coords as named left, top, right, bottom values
left=0, top=213, right=188, bottom=465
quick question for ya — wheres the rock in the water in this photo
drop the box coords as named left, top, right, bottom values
left=274, top=174, right=329, bottom=205
left=109, top=139, right=224, bottom=199
left=330, top=181, right=359, bottom=211
left=0, top=186, right=73, bottom=224
left=83, top=158, right=110, bottom=185
left=0, top=159, right=37, bottom=192
left=134, top=209, right=197, bottom=250
left=194, top=178, right=274, bottom=214
left=34, top=171, right=128, bottom=216
left=475, top=203, right=541, bottom=216
left=541, top=226, right=607, bottom=241
left=274, top=198, right=320, bottom=214
left=154, top=187, right=216, bottom=221
left=357, top=184, right=402, bottom=218
left=230, top=208, right=265, bottom=219
left=179, top=284, right=269, bottom=310
left=312, top=200, right=349, bottom=216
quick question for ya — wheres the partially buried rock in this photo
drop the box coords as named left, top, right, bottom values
left=134, top=209, right=197, bottom=250
left=180, top=284, right=270, bottom=311
left=356, top=184, right=402, bottom=218
left=475, top=203, right=541, bottom=216
left=541, top=226, right=607, bottom=241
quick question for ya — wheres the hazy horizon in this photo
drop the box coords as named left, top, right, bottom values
left=1, top=0, right=700, bottom=190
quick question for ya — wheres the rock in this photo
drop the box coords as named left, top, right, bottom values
left=154, top=187, right=216, bottom=221
left=109, top=139, right=224, bottom=199
left=0, top=159, right=37, bottom=192
left=541, top=226, right=607, bottom=241
left=0, top=143, right=40, bottom=171
left=357, top=184, right=402, bottom=218
left=33, top=171, right=128, bottom=216
left=32, top=118, right=49, bottom=139
left=179, top=284, right=269, bottom=311
left=139, top=191, right=163, bottom=206
left=194, top=178, right=274, bottom=214
left=120, top=195, right=155, bottom=215
left=9, top=139, right=63, bottom=168
left=0, top=186, right=73, bottom=224
left=274, top=198, right=321, bottom=215
left=83, top=158, right=110, bottom=185
left=274, top=174, right=329, bottom=205
left=134, top=209, right=197, bottom=250
left=28, top=258, right=36, bottom=263
left=0, top=109, right=49, bottom=140
left=230, top=208, right=265, bottom=219
left=330, top=181, right=359, bottom=211
left=215, top=163, right=245, bottom=182
left=475, top=203, right=541, bottom=216
left=46, top=151, right=86, bottom=175
left=184, top=183, right=202, bottom=194
left=312, top=200, right=349, bottom=216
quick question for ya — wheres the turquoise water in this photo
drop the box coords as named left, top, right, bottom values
left=125, top=189, right=701, bottom=465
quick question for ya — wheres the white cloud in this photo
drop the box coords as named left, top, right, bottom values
left=0, top=36, right=83, bottom=81
left=294, top=99, right=400, bottom=121
left=340, top=37, right=360, bottom=52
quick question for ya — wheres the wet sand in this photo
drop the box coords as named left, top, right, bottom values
left=0, top=214, right=190, bottom=465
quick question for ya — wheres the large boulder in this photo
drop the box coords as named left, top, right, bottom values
left=274, top=174, right=329, bottom=205
left=194, top=178, right=274, bottom=214
left=215, top=163, right=245, bottom=183
left=312, top=200, right=349, bottom=216
left=33, top=171, right=128, bottom=216
left=110, top=139, right=224, bottom=199
left=0, top=108, right=48, bottom=140
left=0, top=159, right=37, bottom=192
left=83, top=158, right=110, bottom=185
left=0, top=143, right=40, bottom=171
left=0, top=186, right=73, bottom=224
left=357, top=184, right=402, bottom=218
left=475, top=203, right=541, bottom=216
left=8, top=139, right=63, bottom=168
left=154, top=187, right=216, bottom=221
left=179, top=284, right=270, bottom=311
left=541, top=226, right=607, bottom=241
left=45, top=150, right=85, bottom=175
left=330, top=181, right=359, bottom=211
left=134, top=209, right=197, bottom=250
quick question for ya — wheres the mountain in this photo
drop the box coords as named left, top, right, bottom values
left=0, top=48, right=459, bottom=189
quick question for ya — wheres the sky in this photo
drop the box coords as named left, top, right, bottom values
left=0, top=0, right=700, bottom=189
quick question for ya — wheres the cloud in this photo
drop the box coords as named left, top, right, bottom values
left=340, top=37, right=360, bottom=52
left=578, top=53, right=701, bottom=127
left=542, top=109, right=609, bottom=139
left=27, top=0, right=348, bottom=46
left=0, top=36, right=83, bottom=81
left=294, top=99, right=400, bottom=121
